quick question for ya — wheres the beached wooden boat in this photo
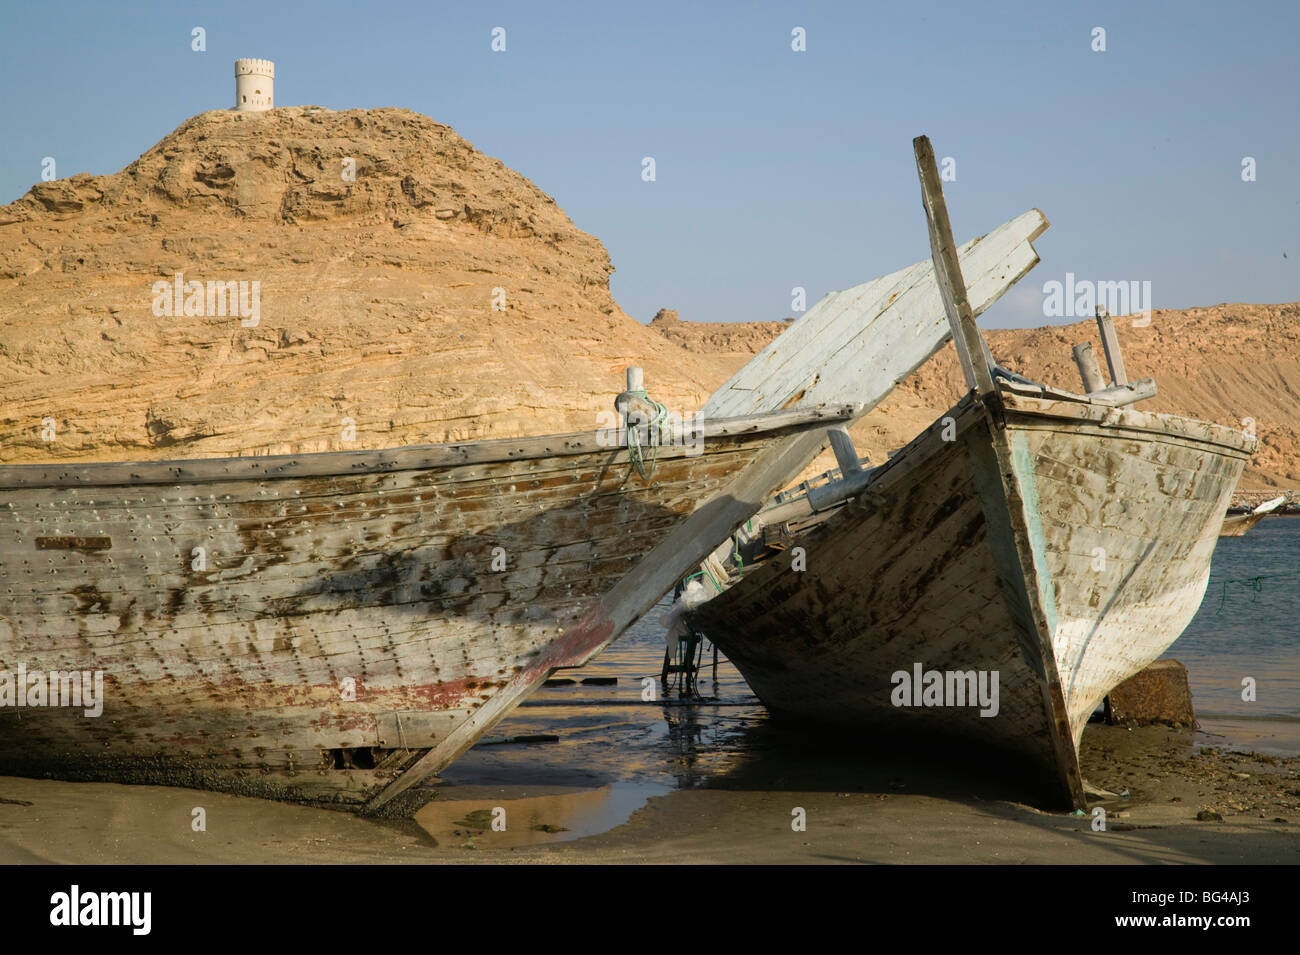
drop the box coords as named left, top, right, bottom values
left=0, top=404, right=854, bottom=813
left=1220, top=495, right=1285, bottom=537
left=689, top=388, right=1252, bottom=807
left=684, top=138, right=1256, bottom=808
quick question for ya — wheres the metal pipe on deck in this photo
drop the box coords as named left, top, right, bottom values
left=1072, top=341, right=1107, bottom=393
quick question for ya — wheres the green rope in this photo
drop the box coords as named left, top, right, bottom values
left=625, top=390, right=669, bottom=482
left=701, top=562, right=724, bottom=594
left=1215, top=571, right=1300, bottom=614
left=727, top=519, right=757, bottom=570
left=680, top=567, right=724, bottom=595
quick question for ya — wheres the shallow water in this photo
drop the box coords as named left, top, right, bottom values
left=428, top=603, right=765, bottom=843
left=429, top=517, right=1300, bottom=842
left=1167, top=516, right=1300, bottom=754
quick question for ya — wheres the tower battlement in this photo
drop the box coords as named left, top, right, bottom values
left=234, top=59, right=274, bottom=111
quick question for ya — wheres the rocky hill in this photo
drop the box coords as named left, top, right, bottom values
left=648, top=307, right=790, bottom=363
left=0, top=106, right=722, bottom=462
left=653, top=303, right=1300, bottom=489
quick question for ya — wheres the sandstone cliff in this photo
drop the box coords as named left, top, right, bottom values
left=0, top=107, right=721, bottom=462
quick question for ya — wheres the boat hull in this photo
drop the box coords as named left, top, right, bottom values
left=0, top=411, right=846, bottom=811
left=1219, top=512, right=1264, bottom=537
left=690, top=392, right=1253, bottom=807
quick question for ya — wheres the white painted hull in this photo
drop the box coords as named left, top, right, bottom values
left=690, top=391, right=1253, bottom=807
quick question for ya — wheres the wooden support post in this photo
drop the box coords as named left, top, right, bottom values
left=1072, top=341, right=1106, bottom=393
left=618, top=366, right=648, bottom=435
left=913, top=135, right=996, bottom=396
left=1095, top=307, right=1128, bottom=386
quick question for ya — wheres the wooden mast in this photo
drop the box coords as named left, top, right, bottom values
left=913, top=135, right=996, bottom=396
left=915, top=134, right=1085, bottom=808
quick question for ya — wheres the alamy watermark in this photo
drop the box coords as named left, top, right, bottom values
left=152, top=271, right=261, bottom=327
left=0, top=664, right=104, bottom=717
left=1042, top=273, right=1151, bottom=327
left=891, top=663, right=999, bottom=717
left=50, top=885, right=150, bottom=935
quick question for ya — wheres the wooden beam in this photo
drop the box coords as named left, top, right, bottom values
left=913, top=135, right=996, bottom=396
left=701, top=209, right=1048, bottom=420
left=1095, top=307, right=1128, bottom=386
left=1072, top=341, right=1106, bottom=393
left=362, top=422, right=848, bottom=814
left=999, top=377, right=1159, bottom=410
left=0, top=405, right=854, bottom=490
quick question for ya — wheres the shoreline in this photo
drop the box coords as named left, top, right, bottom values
left=2, top=725, right=1296, bottom=864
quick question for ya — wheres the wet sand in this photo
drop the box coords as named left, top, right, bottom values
left=3, top=603, right=1297, bottom=865
left=2, top=725, right=1296, bottom=864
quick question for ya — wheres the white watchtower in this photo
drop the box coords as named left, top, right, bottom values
left=234, top=59, right=274, bottom=111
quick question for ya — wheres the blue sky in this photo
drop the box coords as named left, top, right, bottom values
left=2, top=0, right=1295, bottom=327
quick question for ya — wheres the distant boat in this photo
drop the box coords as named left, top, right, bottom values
left=681, top=137, right=1255, bottom=809
left=1220, top=495, right=1285, bottom=537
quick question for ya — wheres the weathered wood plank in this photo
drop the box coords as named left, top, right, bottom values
left=0, top=406, right=850, bottom=490
left=701, top=209, right=1047, bottom=419
left=1072, top=341, right=1106, bottom=393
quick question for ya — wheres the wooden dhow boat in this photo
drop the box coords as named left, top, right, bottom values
left=0, top=401, right=857, bottom=813
left=684, top=138, right=1255, bottom=809
left=0, top=140, right=1053, bottom=814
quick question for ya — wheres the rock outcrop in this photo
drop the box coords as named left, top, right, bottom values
left=0, top=107, right=721, bottom=462
left=648, top=307, right=790, bottom=362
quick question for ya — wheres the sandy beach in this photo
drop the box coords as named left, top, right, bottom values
left=2, top=725, right=1295, bottom=865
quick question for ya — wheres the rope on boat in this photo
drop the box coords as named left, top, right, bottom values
left=625, top=388, right=669, bottom=482
left=683, top=568, right=725, bottom=594
left=730, top=519, right=752, bottom=570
